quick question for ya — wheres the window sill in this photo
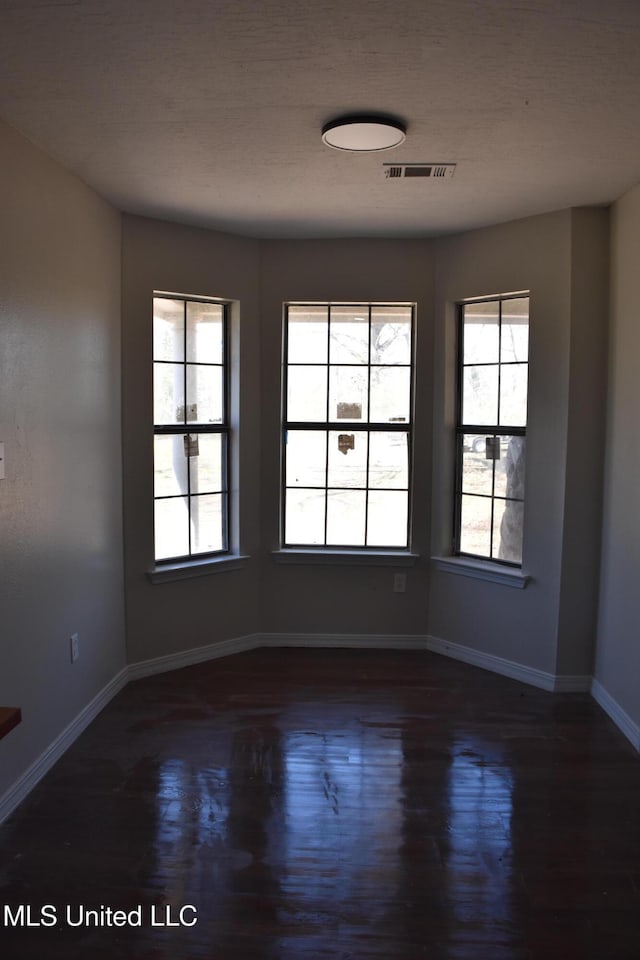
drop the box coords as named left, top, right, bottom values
left=147, top=554, right=250, bottom=584
left=432, top=555, right=531, bottom=588
left=272, top=549, right=419, bottom=567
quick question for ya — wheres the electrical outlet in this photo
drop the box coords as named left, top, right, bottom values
left=70, top=633, right=80, bottom=663
left=393, top=572, right=407, bottom=593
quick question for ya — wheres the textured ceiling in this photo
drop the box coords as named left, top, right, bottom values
left=1, top=0, right=639, bottom=238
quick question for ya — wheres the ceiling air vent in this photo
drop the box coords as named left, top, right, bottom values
left=383, top=163, right=456, bottom=179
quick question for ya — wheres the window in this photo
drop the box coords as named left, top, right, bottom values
left=153, top=294, right=229, bottom=562
left=454, top=294, right=529, bottom=565
left=282, top=303, right=414, bottom=549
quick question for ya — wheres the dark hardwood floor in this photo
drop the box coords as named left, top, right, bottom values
left=1, top=648, right=639, bottom=959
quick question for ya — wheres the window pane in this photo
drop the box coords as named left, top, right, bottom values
left=329, top=366, right=368, bottom=422
left=153, top=295, right=229, bottom=562
left=459, top=494, right=492, bottom=557
left=456, top=296, right=528, bottom=564
left=326, top=490, right=366, bottom=546
left=154, top=435, right=188, bottom=497
left=186, top=301, right=223, bottom=364
left=283, top=302, right=414, bottom=551
left=155, top=497, right=189, bottom=560
left=493, top=499, right=524, bottom=564
left=186, top=365, right=223, bottom=424
left=462, top=365, right=498, bottom=425
left=494, top=436, right=526, bottom=500
left=154, top=362, right=184, bottom=424
left=329, top=306, right=369, bottom=364
left=463, top=301, right=499, bottom=364
left=461, top=438, right=494, bottom=497
left=368, top=432, right=408, bottom=489
left=153, top=297, right=184, bottom=362
left=191, top=493, right=224, bottom=554
left=499, top=364, right=528, bottom=426
left=328, top=430, right=367, bottom=488
left=288, top=305, right=328, bottom=363
left=501, top=298, right=529, bottom=363
left=285, top=488, right=325, bottom=544
left=367, top=490, right=408, bottom=547
left=190, top=433, right=223, bottom=494
left=288, top=365, right=328, bottom=422
left=371, top=306, right=412, bottom=365
left=286, top=430, right=327, bottom=487
left=370, top=366, right=410, bottom=423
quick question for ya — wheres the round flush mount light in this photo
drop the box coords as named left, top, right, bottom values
left=321, top=115, right=406, bottom=152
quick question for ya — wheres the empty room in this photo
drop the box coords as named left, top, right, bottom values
left=1, top=1, right=639, bottom=957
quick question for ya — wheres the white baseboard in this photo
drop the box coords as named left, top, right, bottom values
left=425, top=634, right=561, bottom=691
left=260, top=632, right=429, bottom=650
left=127, top=633, right=262, bottom=681
left=128, top=631, right=592, bottom=694
left=0, top=667, right=128, bottom=825
left=591, top=679, right=640, bottom=751
left=3, top=634, right=634, bottom=826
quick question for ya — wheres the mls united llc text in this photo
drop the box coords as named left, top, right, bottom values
left=2, top=903, right=197, bottom=928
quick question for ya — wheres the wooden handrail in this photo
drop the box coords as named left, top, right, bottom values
left=0, top=707, right=21, bottom=741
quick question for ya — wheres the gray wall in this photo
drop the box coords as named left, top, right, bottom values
left=121, top=231, right=434, bottom=646
left=428, top=209, right=608, bottom=678
left=595, top=184, right=640, bottom=729
left=556, top=208, right=609, bottom=675
left=121, top=216, right=262, bottom=663
left=1, top=117, right=635, bottom=809
left=121, top=213, right=610, bottom=669
left=0, top=120, right=126, bottom=798
left=259, top=239, right=434, bottom=636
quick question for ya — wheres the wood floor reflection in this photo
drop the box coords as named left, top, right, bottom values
left=1, top=648, right=639, bottom=959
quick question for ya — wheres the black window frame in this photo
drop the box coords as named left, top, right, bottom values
left=281, top=301, right=415, bottom=550
left=153, top=293, right=230, bottom=564
left=454, top=293, right=529, bottom=567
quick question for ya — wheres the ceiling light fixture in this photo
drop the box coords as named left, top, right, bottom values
left=321, top=115, right=406, bottom=152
